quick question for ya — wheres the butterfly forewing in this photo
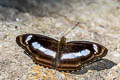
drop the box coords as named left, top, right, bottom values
left=57, top=41, right=108, bottom=71
left=16, top=34, right=58, bottom=68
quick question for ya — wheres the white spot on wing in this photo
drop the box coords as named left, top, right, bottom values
left=32, top=42, right=56, bottom=58
left=61, top=49, right=90, bottom=60
left=25, top=35, right=32, bottom=44
left=93, top=44, right=98, bottom=54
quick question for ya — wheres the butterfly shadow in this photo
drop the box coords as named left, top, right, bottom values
left=71, top=59, right=117, bottom=74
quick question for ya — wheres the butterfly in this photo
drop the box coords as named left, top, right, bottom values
left=16, top=34, right=108, bottom=71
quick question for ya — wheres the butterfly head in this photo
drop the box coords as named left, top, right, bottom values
left=60, top=36, right=66, bottom=45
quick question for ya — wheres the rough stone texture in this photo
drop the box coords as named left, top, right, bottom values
left=0, top=0, right=120, bottom=80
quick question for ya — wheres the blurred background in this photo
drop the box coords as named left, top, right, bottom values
left=0, top=0, right=72, bottom=18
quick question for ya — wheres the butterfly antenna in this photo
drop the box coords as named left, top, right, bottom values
left=64, top=22, right=80, bottom=37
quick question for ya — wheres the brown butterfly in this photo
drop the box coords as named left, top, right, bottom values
left=16, top=33, right=108, bottom=71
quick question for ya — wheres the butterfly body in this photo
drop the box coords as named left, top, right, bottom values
left=16, top=34, right=108, bottom=71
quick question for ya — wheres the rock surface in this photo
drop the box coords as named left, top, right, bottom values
left=0, top=0, right=120, bottom=80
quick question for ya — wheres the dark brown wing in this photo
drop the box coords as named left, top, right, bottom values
left=57, top=41, right=108, bottom=71
left=16, top=34, right=58, bottom=68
